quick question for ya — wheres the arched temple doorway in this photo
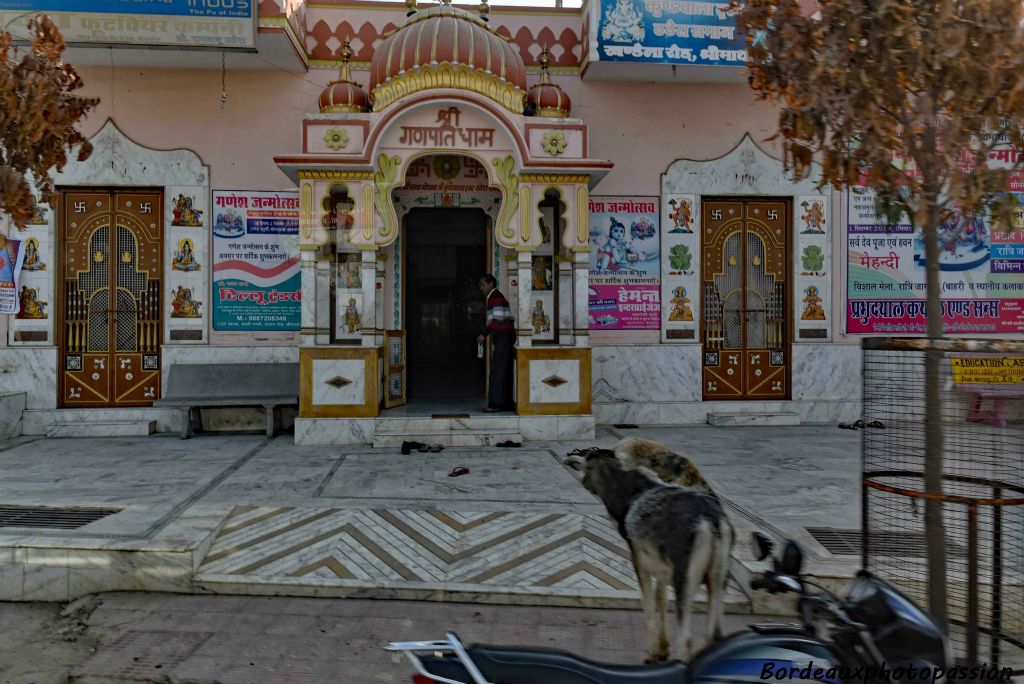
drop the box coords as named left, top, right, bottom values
left=274, top=0, right=612, bottom=442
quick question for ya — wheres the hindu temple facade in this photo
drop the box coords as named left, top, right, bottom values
left=4, top=0, right=1010, bottom=442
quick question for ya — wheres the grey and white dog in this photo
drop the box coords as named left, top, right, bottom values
left=565, top=448, right=734, bottom=663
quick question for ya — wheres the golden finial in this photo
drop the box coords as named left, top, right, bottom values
left=338, top=39, right=354, bottom=83
left=405, top=0, right=417, bottom=14
left=538, top=45, right=552, bottom=84
left=480, top=0, right=490, bottom=21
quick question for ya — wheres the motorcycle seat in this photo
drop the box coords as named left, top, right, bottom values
left=465, top=644, right=686, bottom=684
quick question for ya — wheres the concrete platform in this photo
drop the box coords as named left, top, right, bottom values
left=0, top=426, right=863, bottom=608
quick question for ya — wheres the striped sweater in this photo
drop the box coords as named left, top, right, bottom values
left=483, top=288, right=515, bottom=335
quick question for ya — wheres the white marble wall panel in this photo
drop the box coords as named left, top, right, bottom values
left=311, top=358, right=365, bottom=405
left=592, top=345, right=701, bottom=403
left=299, top=251, right=317, bottom=345
left=573, top=257, right=590, bottom=346
left=558, top=261, right=573, bottom=345
left=294, top=418, right=375, bottom=445
left=0, top=347, right=57, bottom=409
left=791, top=344, right=861, bottom=401
left=0, top=392, right=25, bottom=438
left=316, top=259, right=331, bottom=344
left=528, top=359, right=580, bottom=404
left=596, top=399, right=859, bottom=426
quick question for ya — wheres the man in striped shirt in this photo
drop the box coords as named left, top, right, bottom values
left=477, top=274, right=516, bottom=413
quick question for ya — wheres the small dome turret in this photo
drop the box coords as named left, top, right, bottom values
left=318, top=41, right=370, bottom=114
left=527, top=47, right=571, bottom=118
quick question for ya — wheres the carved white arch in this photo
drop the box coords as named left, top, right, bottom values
left=56, top=118, right=212, bottom=346
left=660, top=134, right=833, bottom=345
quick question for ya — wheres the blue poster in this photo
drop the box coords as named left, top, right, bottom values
left=0, top=0, right=253, bottom=18
left=596, top=0, right=746, bottom=66
left=212, top=191, right=300, bottom=332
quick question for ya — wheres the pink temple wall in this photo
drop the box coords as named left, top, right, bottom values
left=67, top=63, right=785, bottom=346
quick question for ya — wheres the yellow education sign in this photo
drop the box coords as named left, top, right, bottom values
left=950, top=356, right=1024, bottom=384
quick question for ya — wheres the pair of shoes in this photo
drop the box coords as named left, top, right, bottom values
left=418, top=444, right=444, bottom=453
left=838, top=423, right=857, bottom=430
left=496, top=440, right=521, bottom=448
left=867, top=420, right=885, bottom=429
left=401, top=440, right=424, bottom=454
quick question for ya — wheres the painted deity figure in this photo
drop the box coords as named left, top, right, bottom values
left=532, top=256, right=552, bottom=290
left=602, top=0, right=644, bottom=43
left=170, top=286, right=201, bottom=318
left=343, top=298, right=361, bottom=334
left=668, top=286, right=694, bottom=322
left=800, top=285, right=826, bottom=320
left=17, top=286, right=47, bottom=319
left=531, top=299, right=550, bottom=334
left=172, top=239, right=200, bottom=272
left=668, top=198, right=694, bottom=233
left=800, top=200, right=826, bottom=234
left=171, top=194, right=203, bottom=227
left=23, top=238, right=45, bottom=271
left=594, top=217, right=631, bottom=273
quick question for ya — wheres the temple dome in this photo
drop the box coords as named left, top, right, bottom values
left=319, top=42, right=370, bottom=113
left=526, top=47, right=571, bottom=118
left=369, top=0, right=528, bottom=115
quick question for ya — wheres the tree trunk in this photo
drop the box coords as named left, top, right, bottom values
left=921, top=193, right=949, bottom=630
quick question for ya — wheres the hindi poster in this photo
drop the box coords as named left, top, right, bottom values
left=588, top=196, right=661, bottom=330
left=212, top=190, right=300, bottom=331
left=0, top=236, right=26, bottom=315
left=846, top=187, right=1024, bottom=334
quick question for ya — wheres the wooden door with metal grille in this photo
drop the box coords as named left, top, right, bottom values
left=60, top=191, right=162, bottom=407
left=701, top=199, right=789, bottom=400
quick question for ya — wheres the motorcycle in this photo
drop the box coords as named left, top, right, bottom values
left=385, top=532, right=949, bottom=683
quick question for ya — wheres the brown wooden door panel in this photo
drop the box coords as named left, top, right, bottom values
left=60, top=191, right=162, bottom=408
left=701, top=199, right=790, bottom=400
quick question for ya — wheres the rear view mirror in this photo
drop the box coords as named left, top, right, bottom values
left=781, top=540, right=803, bottom=576
left=751, top=532, right=773, bottom=561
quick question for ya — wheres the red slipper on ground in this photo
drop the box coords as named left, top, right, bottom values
left=448, top=466, right=470, bottom=477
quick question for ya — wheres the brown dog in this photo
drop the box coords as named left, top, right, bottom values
left=612, top=437, right=716, bottom=496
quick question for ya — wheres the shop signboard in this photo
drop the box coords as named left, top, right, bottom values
left=846, top=186, right=1024, bottom=334
left=595, top=0, right=746, bottom=66
left=212, top=190, right=300, bottom=332
left=0, top=0, right=256, bottom=50
left=588, top=196, right=661, bottom=330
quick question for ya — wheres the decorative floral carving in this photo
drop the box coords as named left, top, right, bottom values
left=323, top=127, right=349, bottom=151
left=540, top=130, right=568, bottom=156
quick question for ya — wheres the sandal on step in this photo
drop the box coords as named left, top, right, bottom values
left=868, top=420, right=885, bottom=429
left=838, top=423, right=858, bottom=430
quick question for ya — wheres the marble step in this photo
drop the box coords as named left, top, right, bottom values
left=375, top=416, right=520, bottom=432
left=46, top=420, right=157, bottom=438
left=372, top=430, right=523, bottom=448
left=707, top=411, right=800, bottom=427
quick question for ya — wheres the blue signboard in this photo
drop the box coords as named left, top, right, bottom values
left=0, top=0, right=252, bottom=18
left=0, top=0, right=255, bottom=49
left=596, top=0, right=746, bottom=66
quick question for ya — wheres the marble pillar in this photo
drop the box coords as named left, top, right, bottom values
left=573, top=251, right=590, bottom=348
left=299, top=247, right=318, bottom=347
left=315, top=258, right=331, bottom=345
left=361, top=250, right=377, bottom=348
left=558, top=258, right=573, bottom=346
left=516, top=250, right=532, bottom=348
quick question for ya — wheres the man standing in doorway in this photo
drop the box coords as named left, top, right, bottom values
left=477, top=274, right=516, bottom=413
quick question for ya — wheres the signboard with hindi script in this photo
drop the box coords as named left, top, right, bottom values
left=950, top=356, right=1024, bottom=385
left=846, top=186, right=1024, bottom=335
left=594, top=0, right=746, bottom=66
left=0, top=0, right=256, bottom=50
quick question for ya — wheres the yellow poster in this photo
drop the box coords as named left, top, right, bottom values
left=950, top=356, right=1024, bottom=384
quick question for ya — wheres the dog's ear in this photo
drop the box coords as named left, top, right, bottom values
left=564, top=455, right=586, bottom=471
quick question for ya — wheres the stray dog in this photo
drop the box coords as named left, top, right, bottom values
left=565, top=448, right=733, bottom=663
left=612, top=437, right=715, bottom=495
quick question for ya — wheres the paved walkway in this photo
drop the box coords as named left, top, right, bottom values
left=0, top=426, right=861, bottom=606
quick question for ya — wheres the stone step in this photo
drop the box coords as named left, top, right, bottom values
left=46, top=420, right=156, bottom=438
left=375, top=416, right=520, bottom=432
left=707, top=411, right=800, bottom=427
left=372, top=430, right=523, bottom=448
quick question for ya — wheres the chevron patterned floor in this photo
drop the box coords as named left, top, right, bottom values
left=195, top=506, right=748, bottom=609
